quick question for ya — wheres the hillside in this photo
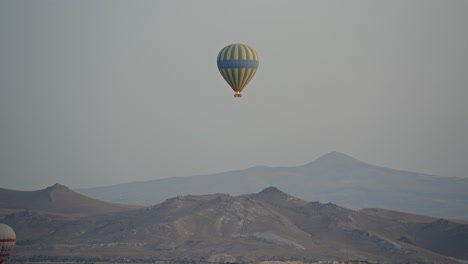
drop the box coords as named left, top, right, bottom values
left=3, top=187, right=468, bottom=263
left=0, top=183, right=144, bottom=217
left=76, top=152, right=468, bottom=219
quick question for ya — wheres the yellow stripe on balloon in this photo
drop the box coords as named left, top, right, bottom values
left=242, top=68, right=253, bottom=87
left=234, top=68, right=239, bottom=88
left=240, top=45, right=247, bottom=60
left=227, top=68, right=235, bottom=88
left=220, top=47, right=227, bottom=61
left=245, top=68, right=257, bottom=86
left=246, top=46, right=253, bottom=60
left=221, top=69, right=230, bottom=85
left=234, top=44, right=239, bottom=60
left=225, top=70, right=234, bottom=87
left=226, top=45, right=234, bottom=60
left=227, top=69, right=234, bottom=87
left=239, top=68, right=246, bottom=87
left=240, top=68, right=250, bottom=88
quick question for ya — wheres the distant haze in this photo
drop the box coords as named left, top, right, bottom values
left=74, top=152, right=468, bottom=219
left=1, top=1, right=467, bottom=190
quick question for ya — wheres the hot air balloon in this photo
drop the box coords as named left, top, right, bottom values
left=217, top=43, right=259, bottom=97
left=0, top=224, right=15, bottom=264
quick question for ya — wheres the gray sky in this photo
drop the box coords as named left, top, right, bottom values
left=1, top=1, right=467, bottom=190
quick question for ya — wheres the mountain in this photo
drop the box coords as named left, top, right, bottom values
left=76, top=152, right=468, bottom=219
left=3, top=187, right=468, bottom=263
left=0, top=183, right=144, bottom=217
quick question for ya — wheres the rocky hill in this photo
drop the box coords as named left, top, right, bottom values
left=0, top=183, right=143, bottom=217
left=2, top=186, right=467, bottom=263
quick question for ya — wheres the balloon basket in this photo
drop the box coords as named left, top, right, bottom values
left=234, top=93, right=242, bottom=97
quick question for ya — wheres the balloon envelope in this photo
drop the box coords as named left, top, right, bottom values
left=0, top=224, right=16, bottom=264
left=217, top=43, right=259, bottom=96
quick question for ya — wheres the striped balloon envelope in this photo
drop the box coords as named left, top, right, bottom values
left=217, top=43, right=259, bottom=97
left=0, top=224, right=15, bottom=264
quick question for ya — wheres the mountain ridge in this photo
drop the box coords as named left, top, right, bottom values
left=75, top=152, right=468, bottom=219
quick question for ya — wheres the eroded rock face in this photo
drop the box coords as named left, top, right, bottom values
left=252, top=231, right=305, bottom=250
left=4, top=187, right=468, bottom=264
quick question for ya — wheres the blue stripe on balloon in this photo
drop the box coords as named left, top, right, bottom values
left=217, top=57, right=259, bottom=69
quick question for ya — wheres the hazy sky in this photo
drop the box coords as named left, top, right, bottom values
left=1, top=1, right=467, bottom=190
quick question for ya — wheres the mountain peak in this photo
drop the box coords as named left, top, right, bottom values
left=318, top=151, right=360, bottom=161
left=45, top=183, right=71, bottom=195
left=304, top=151, right=366, bottom=168
left=255, top=187, right=307, bottom=207
left=258, top=186, right=284, bottom=195
left=48, top=183, right=69, bottom=190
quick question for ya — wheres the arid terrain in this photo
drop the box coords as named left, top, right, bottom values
left=1, top=184, right=468, bottom=263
